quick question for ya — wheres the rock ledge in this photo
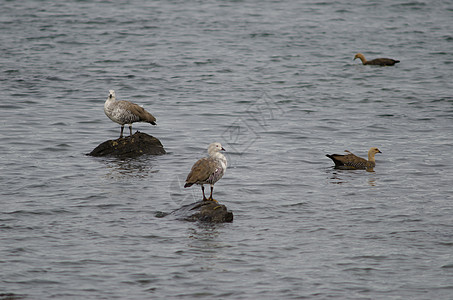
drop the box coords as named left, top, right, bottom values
left=158, top=200, right=233, bottom=223
left=89, top=132, right=166, bottom=157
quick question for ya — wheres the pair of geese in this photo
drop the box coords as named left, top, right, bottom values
left=104, top=90, right=226, bottom=201
left=104, top=51, right=394, bottom=200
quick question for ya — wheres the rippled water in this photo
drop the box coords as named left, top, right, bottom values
left=1, top=1, right=453, bottom=299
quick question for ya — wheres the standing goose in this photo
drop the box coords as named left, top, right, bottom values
left=104, top=90, right=156, bottom=138
left=326, top=147, right=382, bottom=170
left=184, top=142, right=227, bottom=201
left=354, top=53, right=400, bottom=66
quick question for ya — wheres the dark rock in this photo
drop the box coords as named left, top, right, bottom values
left=88, top=132, right=166, bottom=157
left=158, top=200, right=233, bottom=223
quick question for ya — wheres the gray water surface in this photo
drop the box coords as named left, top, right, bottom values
left=1, top=1, right=453, bottom=299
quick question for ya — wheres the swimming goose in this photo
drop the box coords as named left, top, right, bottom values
left=326, top=147, right=382, bottom=170
left=354, top=53, right=400, bottom=66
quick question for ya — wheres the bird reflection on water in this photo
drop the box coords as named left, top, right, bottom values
left=103, top=157, right=158, bottom=180
left=186, top=223, right=230, bottom=272
left=327, top=169, right=378, bottom=187
left=368, top=178, right=377, bottom=187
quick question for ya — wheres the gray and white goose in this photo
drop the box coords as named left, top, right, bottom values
left=104, top=90, right=156, bottom=138
left=184, top=142, right=227, bottom=201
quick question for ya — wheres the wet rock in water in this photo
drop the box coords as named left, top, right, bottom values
left=158, top=200, right=233, bottom=223
left=88, top=132, right=166, bottom=157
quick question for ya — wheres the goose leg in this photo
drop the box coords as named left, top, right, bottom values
left=201, top=185, right=207, bottom=201
left=209, top=185, right=217, bottom=202
left=209, top=186, right=213, bottom=200
left=120, top=126, right=124, bottom=138
left=129, top=125, right=133, bottom=136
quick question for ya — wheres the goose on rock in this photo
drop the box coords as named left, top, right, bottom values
left=184, top=142, right=227, bottom=201
left=326, top=147, right=382, bottom=170
left=104, top=90, right=157, bottom=138
left=354, top=53, right=400, bottom=66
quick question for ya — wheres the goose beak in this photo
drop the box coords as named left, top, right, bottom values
left=221, top=147, right=226, bottom=151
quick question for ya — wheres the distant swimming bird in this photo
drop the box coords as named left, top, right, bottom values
left=104, top=90, right=156, bottom=138
left=326, top=147, right=382, bottom=170
left=354, top=53, right=400, bottom=66
left=184, top=142, right=227, bottom=201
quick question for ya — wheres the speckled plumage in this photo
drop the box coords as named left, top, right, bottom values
left=354, top=53, right=400, bottom=66
left=184, top=142, right=227, bottom=201
left=104, top=90, right=156, bottom=138
left=326, top=147, right=382, bottom=170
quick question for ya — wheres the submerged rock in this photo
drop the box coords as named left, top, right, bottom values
left=88, top=132, right=166, bottom=157
left=158, top=200, right=233, bottom=223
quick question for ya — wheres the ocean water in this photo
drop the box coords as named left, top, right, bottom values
left=1, top=0, right=453, bottom=299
